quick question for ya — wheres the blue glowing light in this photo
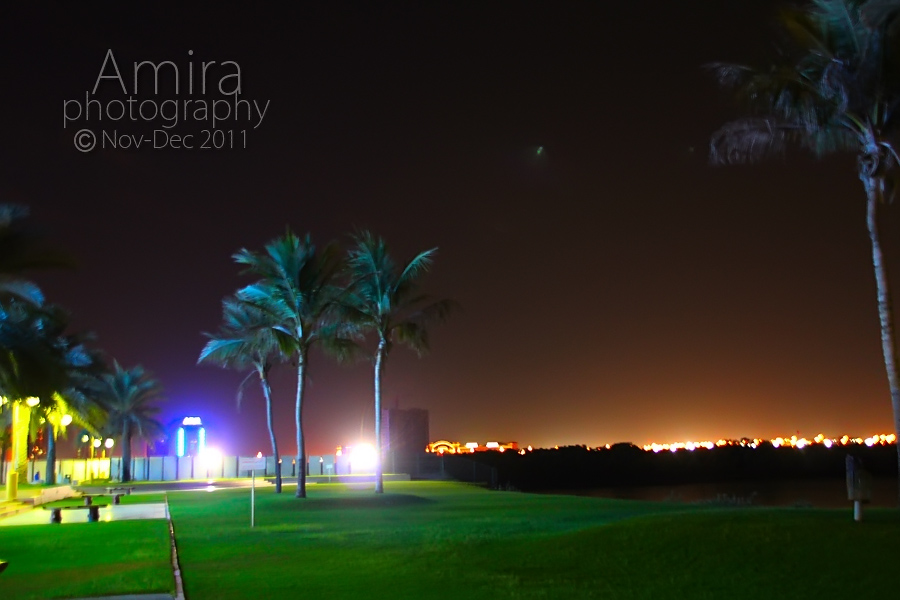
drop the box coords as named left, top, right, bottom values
left=177, top=427, right=185, bottom=457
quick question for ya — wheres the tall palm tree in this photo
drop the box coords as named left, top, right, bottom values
left=234, top=231, right=352, bottom=498
left=199, top=295, right=286, bottom=492
left=346, top=232, right=455, bottom=493
left=34, top=328, right=105, bottom=485
left=709, top=0, right=900, bottom=499
left=96, top=362, right=164, bottom=483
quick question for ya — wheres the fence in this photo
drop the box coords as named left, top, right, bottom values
left=2, top=453, right=494, bottom=485
left=1, top=454, right=339, bottom=484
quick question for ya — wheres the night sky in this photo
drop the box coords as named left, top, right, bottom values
left=2, top=1, right=899, bottom=456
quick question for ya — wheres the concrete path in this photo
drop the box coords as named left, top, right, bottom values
left=0, top=502, right=168, bottom=526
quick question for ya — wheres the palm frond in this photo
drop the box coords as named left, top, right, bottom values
left=710, top=118, right=794, bottom=164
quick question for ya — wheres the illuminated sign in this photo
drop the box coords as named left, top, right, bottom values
left=182, top=417, right=202, bottom=426
left=176, top=427, right=185, bottom=457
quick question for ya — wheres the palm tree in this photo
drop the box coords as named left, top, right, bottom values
left=0, top=206, right=73, bottom=496
left=346, top=232, right=455, bottom=493
left=234, top=231, right=352, bottom=498
left=199, top=295, right=285, bottom=492
left=95, top=362, right=164, bottom=483
left=35, top=329, right=105, bottom=485
left=709, top=0, right=900, bottom=499
left=0, top=301, right=76, bottom=496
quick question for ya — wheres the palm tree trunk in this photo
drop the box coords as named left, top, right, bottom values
left=4, top=403, right=21, bottom=500
left=295, top=348, right=308, bottom=499
left=864, top=177, right=900, bottom=505
left=258, top=364, right=281, bottom=493
left=122, top=421, right=132, bottom=482
left=45, top=423, right=56, bottom=485
left=14, top=404, right=30, bottom=483
left=374, top=339, right=385, bottom=494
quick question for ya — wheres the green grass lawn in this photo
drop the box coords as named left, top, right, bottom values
left=0, top=519, right=173, bottom=599
left=1, top=481, right=897, bottom=599
left=166, top=481, right=900, bottom=599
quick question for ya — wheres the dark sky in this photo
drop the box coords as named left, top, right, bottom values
left=2, top=1, right=899, bottom=456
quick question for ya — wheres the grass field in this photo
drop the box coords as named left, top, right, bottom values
left=0, top=481, right=897, bottom=599
left=167, top=481, right=900, bottom=599
left=0, top=518, right=172, bottom=599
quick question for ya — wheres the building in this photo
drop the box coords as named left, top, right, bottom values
left=381, top=408, right=429, bottom=474
left=172, top=416, right=207, bottom=457
left=426, top=440, right=520, bottom=454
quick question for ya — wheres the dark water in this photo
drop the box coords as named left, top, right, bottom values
left=549, top=478, right=899, bottom=508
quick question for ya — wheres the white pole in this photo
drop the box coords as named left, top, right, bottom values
left=251, top=470, right=256, bottom=528
left=854, top=500, right=862, bottom=522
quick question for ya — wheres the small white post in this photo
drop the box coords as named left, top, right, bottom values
left=853, top=500, right=862, bottom=522
left=251, top=470, right=256, bottom=528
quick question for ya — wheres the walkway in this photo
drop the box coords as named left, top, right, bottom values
left=0, top=502, right=168, bottom=526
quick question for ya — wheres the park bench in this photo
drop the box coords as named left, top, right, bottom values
left=83, top=493, right=125, bottom=505
left=45, top=505, right=100, bottom=523
left=106, top=486, right=134, bottom=496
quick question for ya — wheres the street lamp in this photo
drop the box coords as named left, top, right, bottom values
left=102, top=437, right=113, bottom=459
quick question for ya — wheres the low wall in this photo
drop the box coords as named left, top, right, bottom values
left=2, top=454, right=382, bottom=483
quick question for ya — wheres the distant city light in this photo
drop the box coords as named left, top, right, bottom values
left=641, top=433, right=895, bottom=453
left=426, top=433, right=895, bottom=456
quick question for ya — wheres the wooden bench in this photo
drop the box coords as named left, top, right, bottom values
left=83, top=493, right=124, bottom=505
left=45, top=505, right=100, bottom=523
left=106, top=486, right=134, bottom=497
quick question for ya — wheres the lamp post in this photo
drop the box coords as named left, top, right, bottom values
left=92, top=438, right=100, bottom=480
